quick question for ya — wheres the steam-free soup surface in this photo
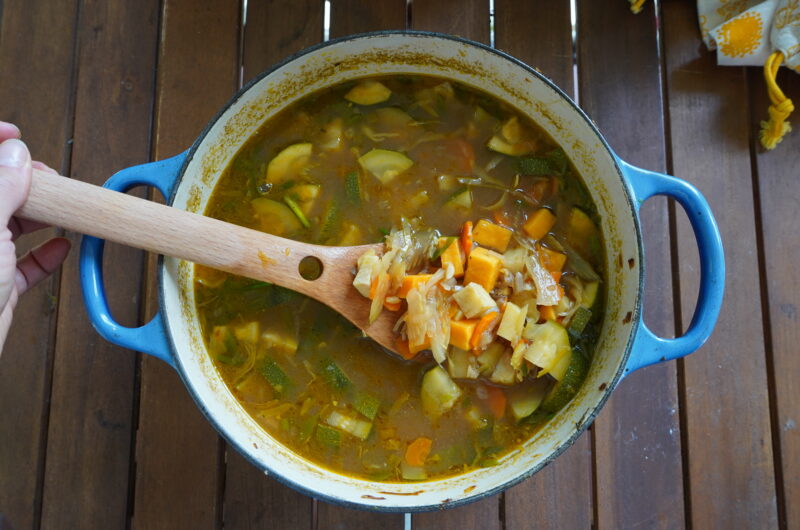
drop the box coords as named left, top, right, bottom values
left=195, top=75, right=603, bottom=482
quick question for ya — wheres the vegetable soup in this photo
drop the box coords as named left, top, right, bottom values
left=194, top=75, right=604, bottom=482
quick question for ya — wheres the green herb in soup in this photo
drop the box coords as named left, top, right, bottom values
left=195, top=75, right=604, bottom=482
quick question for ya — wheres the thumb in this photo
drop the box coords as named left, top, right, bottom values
left=0, top=138, right=32, bottom=226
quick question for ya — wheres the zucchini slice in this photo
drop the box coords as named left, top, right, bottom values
left=251, top=198, right=303, bottom=236
left=345, top=80, right=392, bottom=105
left=358, top=149, right=414, bottom=184
left=265, top=143, right=312, bottom=184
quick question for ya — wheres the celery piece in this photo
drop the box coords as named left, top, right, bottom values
left=345, top=172, right=361, bottom=205
left=320, top=358, right=352, bottom=391
left=259, top=357, right=291, bottom=395
left=298, top=414, right=318, bottom=443
left=315, top=424, right=341, bottom=448
left=283, top=195, right=311, bottom=228
left=316, top=198, right=340, bottom=243
left=353, top=392, right=381, bottom=420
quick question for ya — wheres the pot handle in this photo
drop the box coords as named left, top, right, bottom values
left=79, top=152, right=188, bottom=367
left=619, top=159, right=725, bottom=376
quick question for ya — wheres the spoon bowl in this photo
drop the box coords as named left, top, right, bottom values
left=18, top=168, right=400, bottom=354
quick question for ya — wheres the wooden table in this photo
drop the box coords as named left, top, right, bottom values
left=1, top=0, right=796, bottom=528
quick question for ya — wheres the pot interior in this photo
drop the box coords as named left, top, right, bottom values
left=160, top=32, right=642, bottom=511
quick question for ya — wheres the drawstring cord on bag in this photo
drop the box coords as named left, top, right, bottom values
left=760, top=51, right=794, bottom=150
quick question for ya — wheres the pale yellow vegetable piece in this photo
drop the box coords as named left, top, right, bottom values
left=522, top=320, right=571, bottom=380
left=497, top=302, right=526, bottom=346
left=234, top=321, right=260, bottom=345
left=453, top=282, right=497, bottom=318
left=261, top=329, right=299, bottom=355
left=503, top=247, right=527, bottom=274
left=265, top=143, right=312, bottom=184
left=353, top=249, right=379, bottom=298
left=358, top=149, right=414, bottom=184
left=345, top=80, right=392, bottom=105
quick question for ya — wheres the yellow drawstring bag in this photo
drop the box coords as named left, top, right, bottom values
left=630, top=0, right=798, bottom=150
left=700, top=0, right=798, bottom=149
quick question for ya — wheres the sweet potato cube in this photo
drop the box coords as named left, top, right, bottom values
left=523, top=208, right=556, bottom=240
left=439, top=237, right=464, bottom=277
left=450, top=319, right=479, bottom=350
left=538, top=246, right=567, bottom=273
left=464, top=247, right=503, bottom=292
left=473, top=219, right=513, bottom=252
left=397, top=274, right=434, bottom=298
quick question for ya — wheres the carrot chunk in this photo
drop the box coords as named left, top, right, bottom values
left=369, top=272, right=389, bottom=300
left=395, top=338, right=416, bottom=360
left=470, top=311, right=500, bottom=350
left=523, top=208, right=556, bottom=240
left=405, top=437, right=433, bottom=467
left=486, top=386, right=507, bottom=419
left=461, top=221, right=474, bottom=257
left=409, top=335, right=432, bottom=355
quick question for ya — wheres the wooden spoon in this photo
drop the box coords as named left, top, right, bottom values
left=18, top=169, right=400, bottom=354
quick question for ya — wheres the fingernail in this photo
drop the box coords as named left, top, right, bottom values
left=0, top=138, right=30, bottom=168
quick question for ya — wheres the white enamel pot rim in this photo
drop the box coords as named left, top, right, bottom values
left=79, top=31, right=725, bottom=512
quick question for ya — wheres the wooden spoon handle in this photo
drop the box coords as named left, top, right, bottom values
left=17, top=169, right=361, bottom=299
left=17, top=169, right=396, bottom=353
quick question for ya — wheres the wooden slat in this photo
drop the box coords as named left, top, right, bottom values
left=130, top=1, right=240, bottom=528
left=578, top=1, right=686, bottom=528
left=222, top=2, right=322, bottom=527
left=317, top=1, right=407, bottom=527
left=751, top=67, right=800, bottom=530
left=411, top=0, right=489, bottom=43
left=0, top=1, right=79, bottom=528
left=409, top=2, right=499, bottom=527
left=242, top=0, right=323, bottom=84
left=38, top=1, right=160, bottom=528
left=330, top=0, right=406, bottom=39
left=662, top=1, right=778, bottom=527
left=494, top=3, right=595, bottom=528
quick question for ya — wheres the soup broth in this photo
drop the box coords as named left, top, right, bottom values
left=195, top=75, right=604, bottom=482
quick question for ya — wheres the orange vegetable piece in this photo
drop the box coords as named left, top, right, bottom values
left=473, top=219, right=513, bottom=252
left=438, top=237, right=464, bottom=277
left=405, top=437, right=433, bottom=467
left=538, top=246, right=567, bottom=273
left=397, top=274, right=434, bottom=298
left=551, top=271, right=564, bottom=297
left=523, top=208, right=556, bottom=240
left=539, top=305, right=557, bottom=322
left=464, top=247, right=503, bottom=292
left=369, top=272, right=389, bottom=300
left=409, top=334, right=432, bottom=355
left=395, top=338, right=416, bottom=360
left=530, top=180, right=550, bottom=202
left=461, top=221, right=474, bottom=257
left=470, top=311, right=499, bottom=350
left=384, top=298, right=402, bottom=312
left=486, top=386, right=507, bottom=419
left=450, top=319, right=479, bottom=350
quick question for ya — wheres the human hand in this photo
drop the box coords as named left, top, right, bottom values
left=0, top=121, right=71, bottom=354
